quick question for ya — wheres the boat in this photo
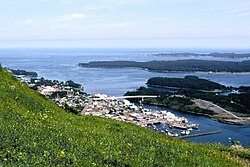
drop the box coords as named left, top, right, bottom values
left=167, top=132, right=179, bottom=137
left=180, top=130, right=190, bottom=135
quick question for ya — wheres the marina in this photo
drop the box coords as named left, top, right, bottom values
left=76, top=94, right=200, bottom=137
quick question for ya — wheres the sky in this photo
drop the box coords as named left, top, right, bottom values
left=0, top=0, right=250, bottom=48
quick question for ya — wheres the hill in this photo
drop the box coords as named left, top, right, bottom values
left=0, top=66, right=249, bottom=166
left=79, top=60, right=250, bottom=72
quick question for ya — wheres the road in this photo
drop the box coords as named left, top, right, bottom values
left=81, top=98, right=93, bottom=115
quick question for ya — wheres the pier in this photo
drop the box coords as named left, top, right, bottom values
left=177, top=130, right=223, bottom=139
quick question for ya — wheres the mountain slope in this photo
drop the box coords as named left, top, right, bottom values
left=0, top=66, right=249, bottom=166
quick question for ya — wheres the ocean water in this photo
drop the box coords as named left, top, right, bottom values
left=0, top=48, right=250, bottom=146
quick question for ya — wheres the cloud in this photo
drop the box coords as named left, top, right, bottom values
left=49, top=24, right=68, bottom=30
left=50, top=13, right=88, bottom=22
left=85, top=21, right=137, bottom=29
left=102, top=0, right=146, bottom=6
left=230, top=5, right=250, bottom=17
left=198, top=6, right=234, bottom=12
left=82, top=0, right=146, bottom=13
left=199, top=2, right=250, bottom=18
left=99, top=22, right=134, bottom=28
left=40, top=0, right=74, bottom=5
left=25, top=19, right=35, bottom=24
left=84, top=5, right=113, bottom=11
left=234, top=11, right=250, bottom=17
left=103, top=0, right=145, bottom=5
left=64, top=13, right=88, bottom=20
left=45, top=13, right=88, bottom=31
left=13, top=19, right=35, bottom=26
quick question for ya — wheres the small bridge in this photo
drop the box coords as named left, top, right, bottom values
left=93, top=95, right=158, bottom=101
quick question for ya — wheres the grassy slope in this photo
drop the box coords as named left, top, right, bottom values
left=0, top=67, right=249, bottom=166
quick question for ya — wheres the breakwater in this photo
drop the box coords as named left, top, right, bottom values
left=178, top=130, right=223, bottom=139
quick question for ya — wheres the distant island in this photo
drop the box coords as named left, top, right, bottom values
left=150, top=52, right=250, bottom=58
left=79, top=60, right=250, bottom=73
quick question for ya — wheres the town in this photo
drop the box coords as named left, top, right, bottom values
left=12, top=70, right=199, bottom=137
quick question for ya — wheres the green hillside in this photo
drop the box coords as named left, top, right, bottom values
left=0, top=66, right=249, bottom=166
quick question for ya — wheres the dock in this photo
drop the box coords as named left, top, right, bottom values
left=177, top=130, right=222, bottom=139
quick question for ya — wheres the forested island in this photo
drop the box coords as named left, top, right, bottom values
left=147, top=76, right=227, bottom=91
left=125, top=76, right=250, bottom=125
left=79, top=60, right=250, bottom=73
left=150, top=52, right=250, bottom=58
